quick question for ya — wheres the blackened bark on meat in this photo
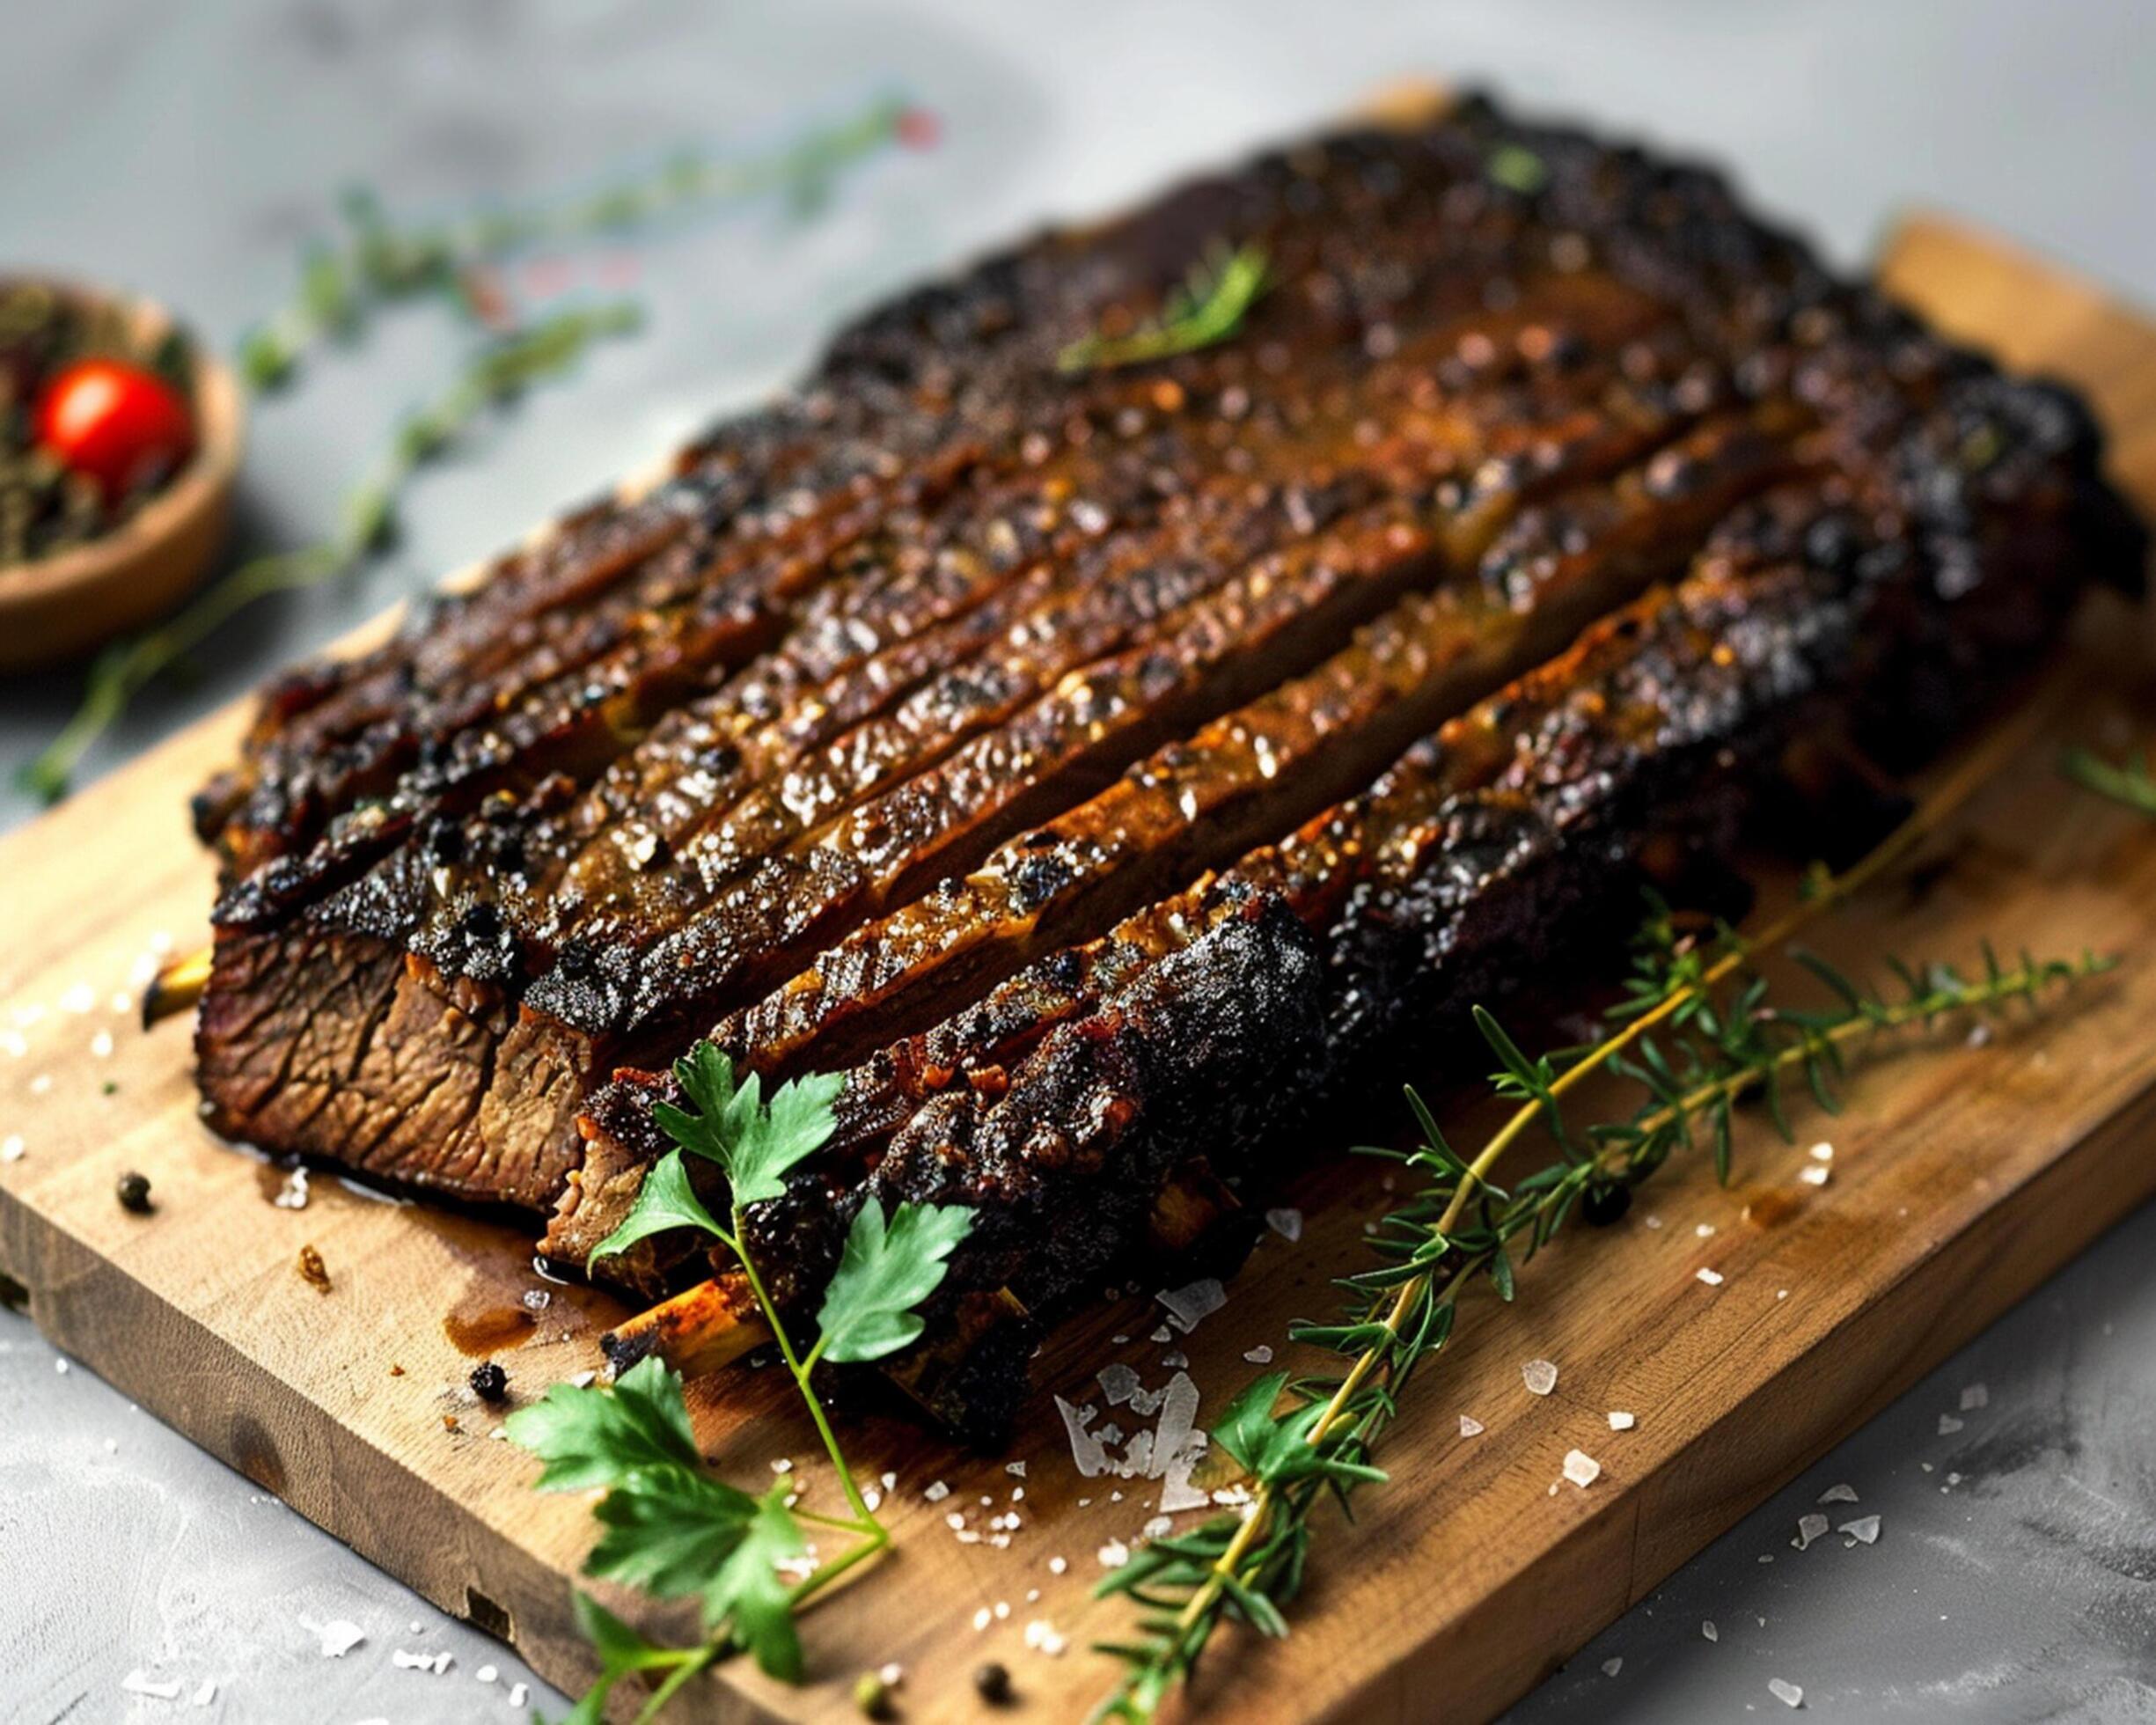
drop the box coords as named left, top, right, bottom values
left=187, top=95, right=2145, bottom=1439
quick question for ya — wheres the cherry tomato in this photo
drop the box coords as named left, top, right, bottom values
left=34, top=358, right=195, bottom=501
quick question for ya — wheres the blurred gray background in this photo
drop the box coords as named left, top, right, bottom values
left=3, top=2, right=2153, bottom=1720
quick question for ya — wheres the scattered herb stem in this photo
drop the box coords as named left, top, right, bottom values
left=1091, top=704, right=2095, bottom=1721
left=1058, top=242, right=1271, bottom=374
left=238, top=94, right=918, bottom=390
left=26, top=93, right=923, bottom=804
left=2062, top=743, right=2156, bottom=818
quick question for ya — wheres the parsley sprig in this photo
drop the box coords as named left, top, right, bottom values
left=509, top=1042, right=972, bottom=1717
left=1090, top=718, right=2113, bottom=1719
left=1057, top=242, right=1271, bottom=374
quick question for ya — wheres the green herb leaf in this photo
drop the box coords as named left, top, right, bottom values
left=1058, top=242, right=1270, bottom=374
left=1212, top=1369, right=1293, bottom=1476
left=503, top=1354, right=702, bottom=1491
left=653, top=1042, right=843, bottom=1207
left=814, top=1199, right=975, bottom=1363
left=587, top=1464, right=762, bottom=1599
left=2062, top=744, right=2156, bottom=819
left=704, top=1483, right=808, bottom=1680
left=572, top=1589, right=689, bottom=1674
left=1485, top=143, right=1549, bottom=195
left=584, top=1149, right=726, bottom=1267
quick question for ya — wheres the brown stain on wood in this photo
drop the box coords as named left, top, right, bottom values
left=0, top=209, right=2150, bottom=1724
left=444, top=1303, right=539, bottom=1356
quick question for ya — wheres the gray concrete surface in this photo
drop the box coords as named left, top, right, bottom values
left=2, top=2, right=2153, bottom=1719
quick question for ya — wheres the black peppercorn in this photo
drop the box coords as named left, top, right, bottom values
left=972, top=1662, right=1012, bottom=1706
left=1581, top=1181, right=1632, bottom=1226
left=468, top=1360, right=509, bottom=1402
left=116, top=1171, right=153, bottom=1214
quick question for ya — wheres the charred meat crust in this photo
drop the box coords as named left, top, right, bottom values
left=189, top=96, right=2145, bottom=1435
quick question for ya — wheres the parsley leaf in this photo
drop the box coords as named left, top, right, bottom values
left=542, top=1593, right=693, bottom=1725
left=814, top=1199, right=975, bottom=1363
left=651, top=1041, right=844, bottom=1206
left=504, top=1355, right=702, bottom=1491
left=742, top=1069, right=846, bottom=1203
left=704, top=1483, right=808, bottom=1680
left=510, top=1359, right=808, bottom=1682
left=584, top=1149, right=725, bottom=1267
left=586, top=1464, right=761, bottom=1599
left=572, top=1588, right=684, bottom=1673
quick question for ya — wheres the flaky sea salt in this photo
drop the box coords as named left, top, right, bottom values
left=1696, top=1266, right=1725, bottom=1287
left=1562, top=1450, right=1601, bottom=1488
left=0, top=1134, right=22, bottom=1162
left=1808, top=1141, right=1833, bottom=1162
left=1768, top=1677, right=1803, bottom=1708
left=1459, top=1414, right=1485, bottom=1437
left=1601, top=1656, right=1623, bottom=1677
left=1243, top=1345, right=1274, bottom=1365
left=1265, top=1207, right=1303, bottom=1242
left=924, top=1480, right=951, bottom=1502
left=1798, top=1164, right=1830, bottom=1187
left=1839, top=1515, right=1881, bottom=1545
left=1793, top=1513, right=1830, bottom=1550
left=1097, top=1363, right=1140, bottom=1406
left=1960, top=1384, right=1989, bottom=1411
left=1155, top=1279, right=1227, bottom=1333
left=1608, top=1411, right=1636, bottom=1431
left=300, top=1616, right=366, bottom=1659
left=1817, top=1483, right=1859, bottom=1505
left=121, top=1675, right=182, bottom=1699
left=1096, top=1539, right=1129, bottom=1569
left=1522, top=1360, right=1558, bottom=1397
left=1939, top=1413, right=1965, bottom=1435
left=1702, top=1619, right=1719, bottom=1642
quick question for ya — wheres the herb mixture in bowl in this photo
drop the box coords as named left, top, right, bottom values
left=0, top=279, right=201, bottom=569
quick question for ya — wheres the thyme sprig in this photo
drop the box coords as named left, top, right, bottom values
left=1089, top=714, right=2099, bottom=1721
left=19, top=303, right=641, bottom=803
left=238, top=94, right=919, bottom=390
left=2061, top=744, right=2156, bottom=819
left=1096, top=932, right=2108, bottom=1719
left=1058, top=242, right=1270, bottom=374
left=510, top=1041, right=971, bottom=1721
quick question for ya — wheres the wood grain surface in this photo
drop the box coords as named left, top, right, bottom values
left=2, top=213, right=2152, bottom=1724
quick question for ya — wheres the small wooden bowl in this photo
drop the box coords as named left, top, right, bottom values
left=0, top=281, right=244, bottom=672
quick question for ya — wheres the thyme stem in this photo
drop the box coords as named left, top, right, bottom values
left=1096, top=697, right=2081, bottom=1721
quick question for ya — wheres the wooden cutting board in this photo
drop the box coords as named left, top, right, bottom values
left=2, top=213, right=2152, bottom=1725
